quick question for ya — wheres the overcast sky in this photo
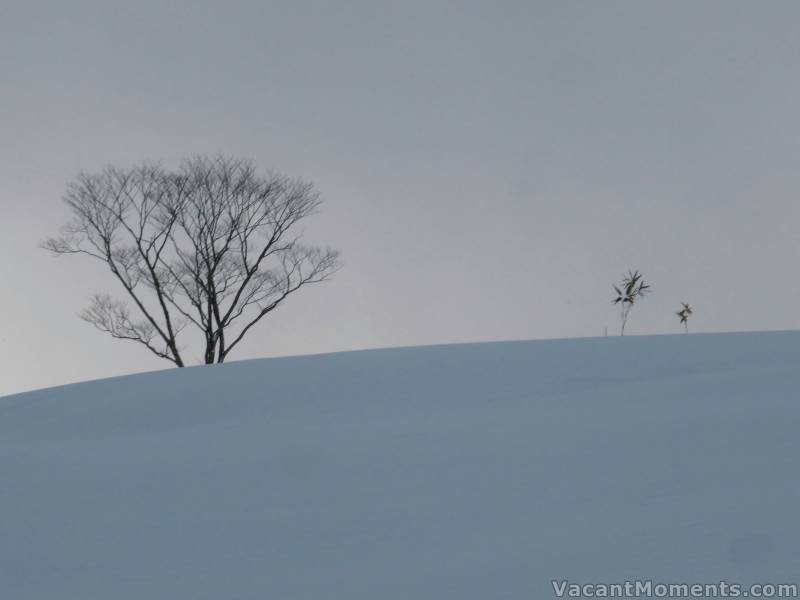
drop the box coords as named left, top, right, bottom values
left=2, top=0, right=800, bottom=396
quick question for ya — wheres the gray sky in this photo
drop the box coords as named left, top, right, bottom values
left=2, top=0, right=800, bottom=396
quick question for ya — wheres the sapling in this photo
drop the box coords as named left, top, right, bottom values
left=676, top=302, right=693, bottom=333
left=611, top=269, right=651, bottom=336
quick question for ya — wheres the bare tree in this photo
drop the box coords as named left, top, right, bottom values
left=43, top=156, right=341, bottom=366
left=611, top=269, right=651, bottom=336
left=676, top=302, right=692, bottom=333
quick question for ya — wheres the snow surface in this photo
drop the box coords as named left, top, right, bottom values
left=2, top=332, right=799, bottom=598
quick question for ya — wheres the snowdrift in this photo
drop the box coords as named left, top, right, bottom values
left=2, top=332, right=799, bottom=599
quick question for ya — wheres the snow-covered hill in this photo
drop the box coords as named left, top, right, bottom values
left=2, top=332, right=799, bottom=599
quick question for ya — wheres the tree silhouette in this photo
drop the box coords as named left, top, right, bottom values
left=676, top=302, right=693, bottom=333
left=43, top=156, right=341, bottom=366
left=612, top=269, right=651, bottom=336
